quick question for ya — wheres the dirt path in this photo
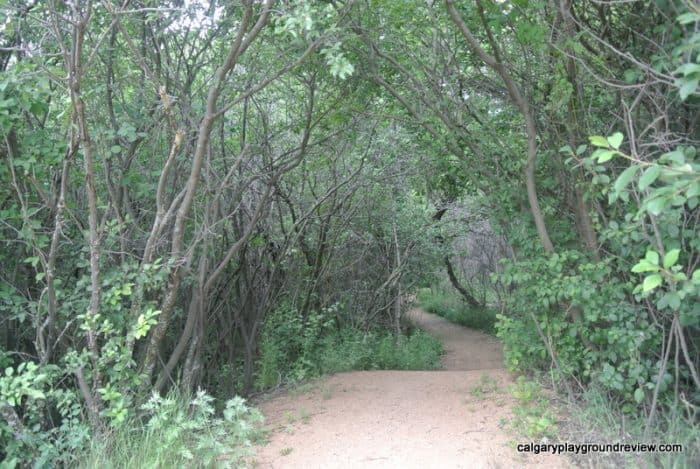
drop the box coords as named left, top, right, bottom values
left=252, top=309, right=567, bottom=468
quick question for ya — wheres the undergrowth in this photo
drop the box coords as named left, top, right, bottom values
left=255, top=303, right=443, bottom=390
left=560, top=385, right=700, bottom=468
left=77, top=390, right=262, bottom=469
left=417, top=288, right=496, bottom=334
left=505, top=375, right=699, bottom=468
left=508, top=376, right=559, bottom=440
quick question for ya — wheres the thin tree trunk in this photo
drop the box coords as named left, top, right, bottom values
left=557, top=0, right=600, bottom=258
left=59, top=0, right=103, bottom=427
left=445, top=0, right=554, bottom=253
left=141, top=2, right=265, bottom=382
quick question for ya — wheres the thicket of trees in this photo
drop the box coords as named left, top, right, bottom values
left=0, top=0, right=698, bottom=465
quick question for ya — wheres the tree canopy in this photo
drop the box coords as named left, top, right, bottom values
left=0, top=0, right=698, bottom=465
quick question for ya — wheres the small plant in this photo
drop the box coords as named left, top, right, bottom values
left=284, top=411, right=296, bottom=425
left=469, top=374, right=500, bottom=399
left=509, top=377, right=558, bottom=440
left=279, top=447, right=294, bottom=456
left=320, top=385, right=333, bottom=400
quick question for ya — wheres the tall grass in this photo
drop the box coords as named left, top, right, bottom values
left=417, top=288, right=497, bottom=334
left=559, top=385, right=699, bottom=468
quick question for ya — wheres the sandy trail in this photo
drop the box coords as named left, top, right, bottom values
left=252, top=308, right=566, bottom=468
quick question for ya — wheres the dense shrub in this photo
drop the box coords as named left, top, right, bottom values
left=255, top=304, right=443, bottom=390
left=496, top=251, right=664, bottom=410
left=0, top=364, right=261, bottom=469
left=78, top=391, right=262, bottom=469
left=0, top=362, right=90, bottom=467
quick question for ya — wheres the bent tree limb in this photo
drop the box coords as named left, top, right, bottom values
left=444, top=255, right=481, bottom=308
left=432, top=206, right=481, bottom=308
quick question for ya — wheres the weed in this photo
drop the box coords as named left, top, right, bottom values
left=77, top=391, right=262, bottom=468
left=280, top=447, right=293, bottom=456
left=469, top=374, right=500, bottom=399
left=284, top=411, right=295, bottom=425
left=560, top=385, right=700, bottom=468
left=320, top=385, right=333, bottom=400
left=290, top=382, right=315, bottom=397
left=509, top=377, right=558, bottom=439
left=255, top=305, right=443, bottom=392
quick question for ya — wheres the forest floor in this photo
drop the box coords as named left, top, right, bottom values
left=251, top=308, right=569, bottom=468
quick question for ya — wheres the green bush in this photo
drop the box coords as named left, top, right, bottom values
left=78, top=390, right=262, bottom=469
left=370, top=331, right=443, bottom=370
left=495, top=251, right=663, bottom=409
left=417, top=289, right=497, bottom=334
left=509, top=376, right=558, bottom=439
left=0, top=362, right=261, bottom=469
left=0, top=362, right=91, bottom=468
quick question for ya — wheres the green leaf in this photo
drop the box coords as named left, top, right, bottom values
left=27, top=389, right=46, bottom=400
left=692, top=269, right=700, bottom=283
left=666, top=292, right=681, bottom=310
left=677, top=12, right=700, bottom=24
left=631, top=260, right=659, bottom=273
left=642, top=274, right=662, bottom=292
left=674, top=63, right=700, bottom=76
left=607, top=132, right=623, bottom=150
left=593, top=149, right=615, bottom=163
left=646, top=196, right=666, bottom=215
left=639, top=165, right=662, bottom=190
left=110, top=145, right=121, bottom=154
left=589, top=135, right=609, bottom=147
left=663, top=249, right=680, bottom=269
left=660, top=149, right=685, bottom=165
left=634, top=387, right=644, bottom=403
left=678, top=78, right=698, bottom=101
left=645, top=251, right=659, bottom=265
left=613, top=165, right=638, bottom=194
left=624, top=68, right=638, bottom=83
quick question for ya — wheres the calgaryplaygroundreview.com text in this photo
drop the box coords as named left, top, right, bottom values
left=517, top=442, right=683, bottom=456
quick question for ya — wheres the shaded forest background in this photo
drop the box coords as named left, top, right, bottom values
left=0, top=0, right=698, bottom=466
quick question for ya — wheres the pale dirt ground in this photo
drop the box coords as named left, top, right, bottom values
left=251, top=308, right=569, bottom=469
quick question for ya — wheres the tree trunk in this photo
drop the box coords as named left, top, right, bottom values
left=445, top=0, right=554, bottom=254
left=444, top=256, right=481, bottom=308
